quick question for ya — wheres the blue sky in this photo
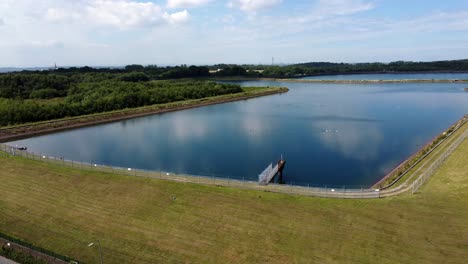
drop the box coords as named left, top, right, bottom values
left=1, top=0, right=468, bottom=67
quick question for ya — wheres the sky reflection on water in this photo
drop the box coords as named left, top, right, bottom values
left=9, top=80, right=468, bottom=187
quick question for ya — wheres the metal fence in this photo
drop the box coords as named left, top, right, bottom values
left=1, top=128, right=466, bottom=199
left=410, top=129, right=467, bottom=194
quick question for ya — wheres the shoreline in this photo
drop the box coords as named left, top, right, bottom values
left=211, top=76, right=468, bottom=83
left=372, top=115, right=468, bottom=189
left=1, top=81, right=465, bottom=192
left=0, top=87, right=288, bottom=143
left=1, top=125, right=466, bottom=199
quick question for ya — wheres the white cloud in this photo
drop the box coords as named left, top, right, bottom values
left=221, top=0, right=374, bottom=44
left=313, top=0, right=374, bottom=17
left=29, top=40, right=64, bottom=48
left=86, top=0, right=167, bottom=28
left=164, top=10, right=190, bottom=24
left=282, top=0, right=374, bottom=26
left=387, top=11, right=468, bottom=33
left=45, top=8, right=69, bottom=22
left=85, top=42, right=111, bottom=49
left=228, top=0, right=281, bottom=13
left=167, top=0, right=212, bottom=9
left=29, top=0, right=191, bottom=29
left=0, top=18, right=4, bottom=26
left=86, top=0, right=191, bottom=28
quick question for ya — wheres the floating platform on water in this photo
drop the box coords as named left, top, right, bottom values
left=12, top=145, right=27, bottom=150
left=259, top=158, right=286, bottom=185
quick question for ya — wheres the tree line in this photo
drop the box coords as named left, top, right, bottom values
left=0, top=79, right=242, bottom=126
left=260, top=59, right=468, bottom=78
left=3, top=59, right=467, bottom=80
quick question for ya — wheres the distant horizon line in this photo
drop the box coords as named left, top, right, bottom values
left=1, top=58, right=468, bottom=69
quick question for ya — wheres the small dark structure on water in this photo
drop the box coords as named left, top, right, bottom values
left=258, top=156, right=286, bottom=185
left=12, top=145, right=27, bottom=150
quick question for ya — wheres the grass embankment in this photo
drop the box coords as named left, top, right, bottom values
left=0, top=86, right=287, bottom=142
left=0, top=139, right=467, bottom=263
left=375, top=116, right=467, bottom=189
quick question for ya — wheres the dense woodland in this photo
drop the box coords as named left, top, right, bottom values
left=0, top=73, right=242, bottom=126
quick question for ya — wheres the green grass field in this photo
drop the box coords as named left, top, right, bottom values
left=0, top=140, right=467, bottom=263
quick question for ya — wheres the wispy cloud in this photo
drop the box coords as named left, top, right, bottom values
left=164, top=9, right=190, bottom=24
left=86, top=0, right=166, bottom=28
left=29, top=40, right=64, bottom=48
left=227, top=0, right=282, bottom=13
left=313, top=0, right=374, bottom=17
left=167, top=0, right=212, bottom=9
left=218, top=0, right=375, bottom=43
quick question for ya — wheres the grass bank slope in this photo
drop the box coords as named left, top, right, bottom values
left=0, top=141, right=467, bottom=263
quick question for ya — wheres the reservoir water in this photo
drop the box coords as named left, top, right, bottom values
left=8, top=75, right=468, bottom=187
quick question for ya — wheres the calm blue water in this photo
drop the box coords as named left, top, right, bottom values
left=301, top=73, right=468, bottom=80
left=8, top=80, right=468, bottom=187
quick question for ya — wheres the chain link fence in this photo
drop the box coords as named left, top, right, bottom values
left=1, top=128, right=466, bottom=199
left=410, top=129, right=467, bottom=194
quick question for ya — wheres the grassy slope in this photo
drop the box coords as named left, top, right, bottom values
left=0, top=141, right=467, bottom=263
left=377, top=119, right=467, bottom=188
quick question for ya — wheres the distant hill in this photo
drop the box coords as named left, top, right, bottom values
left=2, top=59, right=468, bottom=77
left=293, top=59, right=468, bottom=72
left=0, top=66, right=125, bottom=73
left=0, top=67, right=51, bottom=73
left=255, top=59, right=468, bottom=78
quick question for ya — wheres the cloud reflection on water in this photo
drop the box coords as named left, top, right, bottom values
left=315, top=120, right=383, bottom=162
left=7, top=80, right=468, bottom=186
